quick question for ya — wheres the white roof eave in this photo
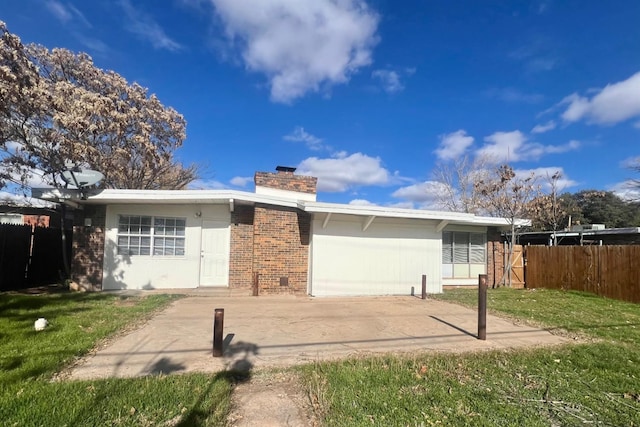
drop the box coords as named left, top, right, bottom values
left=31, top=188, right=530, bottom=228
left=303, top=201, right=530, bottom=227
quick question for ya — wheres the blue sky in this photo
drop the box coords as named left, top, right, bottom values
left=3, top=0, right=640, bottom=207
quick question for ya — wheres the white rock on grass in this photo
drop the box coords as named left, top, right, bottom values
left=34, top=318, right=49, bottom=331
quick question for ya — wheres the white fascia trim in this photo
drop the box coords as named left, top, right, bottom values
left=32, top=188, right=302, bottom=208
left=301, top=201, right=529, bottom=227
left=32, top=187, right=532, bottom=227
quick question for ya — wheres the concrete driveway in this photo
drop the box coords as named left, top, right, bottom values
left=67, top=295, right=568, bottom=380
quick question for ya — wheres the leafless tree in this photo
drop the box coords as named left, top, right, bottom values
left=431, top=154, right=493, bottom=213
left=475, top=164, right=540, bottom=286
left=527, top=171, right=567, bottom=239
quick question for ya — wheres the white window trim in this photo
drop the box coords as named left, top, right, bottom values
left=442, top=231, right=487, bottom=279
left=117, top=215, right=186, bottom=257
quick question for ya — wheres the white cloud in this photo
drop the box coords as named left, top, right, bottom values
left=296, top=152, right=393, bottom=192
left=77, top=37, right=109, bottom=55
left=372, top=69, right=403, bottom=94
left=476, top=131, right=580, bottom=163
left=621, top=156, right=640, bottom=168
left=386, top=201, right=416, bottom=209
left=536, top=1, right=550, bottom=14
left=119, top=0, right=182, bottom=51
left=544, top=140, right=581, bottom=154
left=509, top=40, right=557, bottom=73
left=45, top=1, right=72, bottom=23
left=391, top=181, right=447, bottom=210
left=531, top=120, right=556, bottom=134
left=434, top=130, right=474, bottom=161
left=476, top=130, right=527, bottom=162
left=609, top=180, right=640, bottom=201
left=283, top=127, right=327, bottom=151
left=210, top=0, right=380, bottom=103
left=486, top=87, right=544, bottom=104
left=45, top=1, right=91, bottom=27
left=230, top=176, right=252, bottom=187
left=560, top=71, right=640, bottom=125
left=187, top=179, right=227, bottom=189
left=349, top=199, right=378, bottom=206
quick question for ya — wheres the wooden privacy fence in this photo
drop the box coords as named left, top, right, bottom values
left=525, top=245, right=640, bottom=303
left=0, top=224, right=72, bottom=291
left=0, top=224, right=32, bottom=290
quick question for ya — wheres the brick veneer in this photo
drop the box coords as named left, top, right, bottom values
left=71, top=205, right=106, bottom=291
left=252, top=204, right=311, bottom=295
left=486, top=227, right=502, bottom=288
left=229, top=205, right=255, bottom=291
left=255, top=170, right=317, bottom=194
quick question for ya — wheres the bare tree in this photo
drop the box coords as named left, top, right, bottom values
left=527, top=171, right=567, bottom=239
left=475, top=164, right=540, bottom=286
left=431, top=154, right=493, bottom=213
left=0, top=22, right=197, bottom=191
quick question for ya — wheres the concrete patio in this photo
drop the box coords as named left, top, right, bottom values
left=67, top=294, right=568, bottom=380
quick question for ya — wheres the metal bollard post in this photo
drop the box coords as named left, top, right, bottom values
left=478, top=274, right=487, bottom=340
left=252, top=273, right=259, bottom=296
left=213, top=308, right=224, bottom=357
left=421, top=275, right=427, bottom=300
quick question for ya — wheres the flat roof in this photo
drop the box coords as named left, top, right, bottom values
left=32, top=188, right=529, bottom=228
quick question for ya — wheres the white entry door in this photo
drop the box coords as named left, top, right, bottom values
left=199, top=220, right=230, bottom=287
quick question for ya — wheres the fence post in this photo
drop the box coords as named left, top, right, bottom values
left=421, top=275, right=427, bottom=300
left=213, top=308, right=224, bottom=357
left=478, top=274, right=487, bottom=340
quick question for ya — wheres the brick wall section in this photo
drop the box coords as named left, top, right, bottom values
left=252, top=203, right=311, bottom=295
left=229, top=205, right=255, bottom=291
left=254, top=171, right=317, bottom=194
left=487, top=227, right=503, bottom=288
left=71, top=205, right=106, bottom=291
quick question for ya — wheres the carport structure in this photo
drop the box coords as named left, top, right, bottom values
left=67, top=295, right=567, bottom=380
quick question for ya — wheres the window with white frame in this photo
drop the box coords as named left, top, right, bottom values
left=442, top=231, right=486, bottom=278
left=117, top=215, right=186, bottom=256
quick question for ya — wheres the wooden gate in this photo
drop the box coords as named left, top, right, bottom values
left=494, top=242, right=525, bottom=288
left=510, top=244, right=525, bottom=288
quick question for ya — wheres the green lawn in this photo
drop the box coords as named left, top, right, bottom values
left=0, top=292, right=234, bottom=426
left=302, top=288, right=640, bottom=426
left=4, top=288, right=640, bottom=426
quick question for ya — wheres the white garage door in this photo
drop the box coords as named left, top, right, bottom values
left=309, top=218, right=441, bottom=296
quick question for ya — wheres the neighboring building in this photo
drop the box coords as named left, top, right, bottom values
left=0, top=206, right=58, bottom=228
left=517, top=225, right=640, bottom=246
left=33, top=167, right=525, bottom=295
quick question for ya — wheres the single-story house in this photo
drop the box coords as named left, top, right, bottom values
left=33, top=167, right=525, bottom=295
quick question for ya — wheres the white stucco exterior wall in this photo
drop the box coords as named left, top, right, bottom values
left=309, top=215, right=442, bottom=296
left=102, top=204, right=230, bottom=290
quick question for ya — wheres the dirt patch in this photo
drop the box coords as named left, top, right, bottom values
left=227, top=370, right=319, bottom=427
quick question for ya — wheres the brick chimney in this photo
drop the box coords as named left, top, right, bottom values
left=254, top=166, right=317, bottom=201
